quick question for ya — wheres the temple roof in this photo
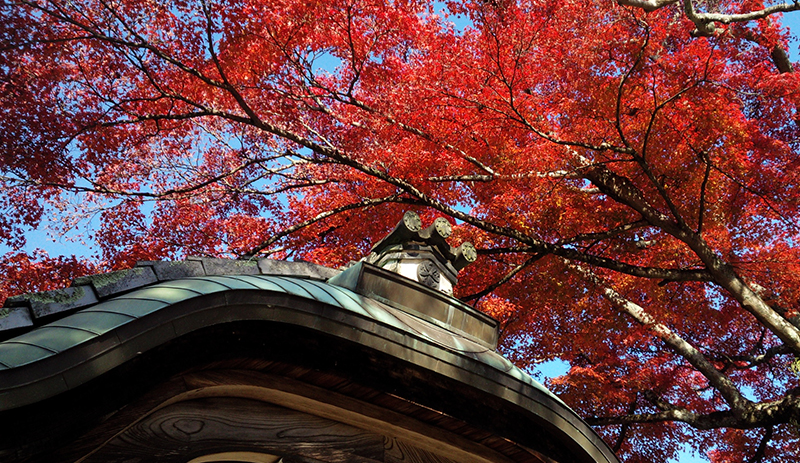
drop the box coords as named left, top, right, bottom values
left=0, top=257, right=619, bottom=463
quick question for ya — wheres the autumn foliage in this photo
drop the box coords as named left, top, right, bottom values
left=2, top=0, right=800, bottom=461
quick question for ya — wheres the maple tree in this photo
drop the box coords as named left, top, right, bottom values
left=3, top=0, right=800, bottom=460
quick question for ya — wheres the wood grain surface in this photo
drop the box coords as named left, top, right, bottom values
left=80, top=397, right=385, bottom=463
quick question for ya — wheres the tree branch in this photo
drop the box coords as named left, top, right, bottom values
left=747, top=426, right=774, bottom=463
left=588, top=394, right=800, bottom=430
left=616, top=0, right=679, bottom=12
left=243, top=195, right=420, bottom=256
left=576, top=264, right=752, bottom=412
left=711, top=344, right=792, bottom=370
left=463, top=253, right=544, bottom=301
left=478, top=245, right=712, bottom=282
left=618, top=0, right=800, bottom=37
left=612, top=399, right=640, bottom=453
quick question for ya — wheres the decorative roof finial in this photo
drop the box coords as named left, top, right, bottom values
left=364, top=211, right=477, bottom=294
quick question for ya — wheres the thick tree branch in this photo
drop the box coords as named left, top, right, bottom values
left=618, top=0, right=800, bottom=37
left=576, top=265, right=752, bottom=413
left=770, top=45, right=794, bottom=74
left=582, top=265, right=800, bottom=431
left=588, top=407, right=731, bottom=428
left=739, top=22, right=795, bottom=74
left=685, top=2, right=800, bottom=36
left=581, top=162, right=687, bottom=237
left=588, top=395, right=800, bottom=430
left=616, top=0, right=678, bottom=12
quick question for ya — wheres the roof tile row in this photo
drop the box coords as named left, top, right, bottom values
left=1, top=258, right=339, bottom=338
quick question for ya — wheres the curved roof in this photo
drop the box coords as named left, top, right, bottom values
left=0, top=258, right=618, bottom=463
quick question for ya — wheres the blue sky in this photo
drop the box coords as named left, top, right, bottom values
left=784, top=13, right=800, bottom=56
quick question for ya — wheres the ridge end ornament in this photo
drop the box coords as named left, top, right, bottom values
left=364, top=211, right=476, bottom=294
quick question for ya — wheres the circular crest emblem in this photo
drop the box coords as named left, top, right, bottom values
left=417, top=261, right=441, bottom=289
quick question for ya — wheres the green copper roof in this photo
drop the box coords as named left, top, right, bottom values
left=0, top=274, right=542, bottom=393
